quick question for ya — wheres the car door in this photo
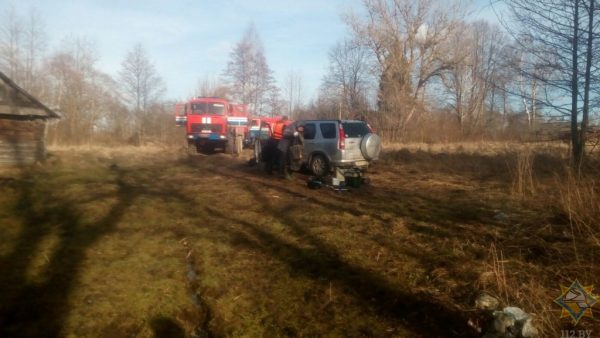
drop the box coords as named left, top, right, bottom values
left=318, top=122, right=339, bottom=162
left=301, top=122, right=317, bottom=162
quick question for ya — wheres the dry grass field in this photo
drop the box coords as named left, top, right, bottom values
left=0, top=143, right=598, bottom=337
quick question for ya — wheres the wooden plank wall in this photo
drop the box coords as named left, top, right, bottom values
left=0, top=118, right=46, bottom=165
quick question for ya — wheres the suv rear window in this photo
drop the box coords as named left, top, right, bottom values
left=342, top=122, right=370, bottom=138
left=319, top=123, right=337, bottom=139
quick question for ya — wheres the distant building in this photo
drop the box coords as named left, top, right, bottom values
left=0, top=71, right=60, bottom=165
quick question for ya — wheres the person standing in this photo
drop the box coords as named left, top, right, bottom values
left=277, top=123, right=305, bottom=179
left=288, top=124, right=305, bottom=173
left=277, top=123, right=294, bottom=177
left=264, top=116, right=288, bottom=174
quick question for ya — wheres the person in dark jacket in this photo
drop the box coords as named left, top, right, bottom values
left=289, top=124, right=305, bottom=172
left=276, top=123, right=293, bottom=177
left=278, top=124, right=304, bottom=179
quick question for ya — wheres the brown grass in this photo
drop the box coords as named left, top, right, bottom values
left=383, top=141, right=599, bottom=336
left=0, top=143, right=598, bottom=337
left=558, top=170, right=600, bottom=248
left=511, top=148, right=536, bottom=197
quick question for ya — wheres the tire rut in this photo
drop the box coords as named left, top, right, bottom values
left=180, top=238, right=216, bottom=338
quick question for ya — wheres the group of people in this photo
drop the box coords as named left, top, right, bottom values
left=263, top=116, right=304, bottom=179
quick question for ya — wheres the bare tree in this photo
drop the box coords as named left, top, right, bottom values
left=0, top=6, right=22, bottom=82
left=223, top=23, right=275, bottom=114
left=346, top=0, right=466, bottom=141
left=265, top=84, right=285, bottom=117
left=119, top=43, right=164, bottom=112
left=580, top=0, right=596, bottom=165
left=504, top=41, right=553, bottom=130
left=119, top=43, right=165, bottom=144
left=322, top=40, right=372, bottom=120
left=22, top=9, right=46, bottom=95
left=196, top=75, right=230, bottom=98
left=284, top=69, right=304, bottom=118
left=502, top=0, right=600, bottom=165
left=0, top=6, right=47, bottom=97
left=442, top=21, right=507, bottom=136
left=46, top=38, right=105, bottom=144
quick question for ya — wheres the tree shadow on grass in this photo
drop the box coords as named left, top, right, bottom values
left=0, top=150, right=491, bottom=337
left=178, top=151, right=563, bottom=334
left=196, top=181, right=476, bottom=337
left=179, top=148, right=592, bottom=334
left=0, top=166, right=137, bottom=337
left=212, top=162, right=507, bottom=241
left=150, top=316, right=186, bottom=338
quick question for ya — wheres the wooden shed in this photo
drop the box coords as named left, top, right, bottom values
left=0, top=71, right=59, bottom=165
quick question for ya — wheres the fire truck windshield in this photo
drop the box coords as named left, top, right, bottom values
left=190, top=102, right=225, bottom=115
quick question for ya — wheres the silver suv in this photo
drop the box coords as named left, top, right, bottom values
left=296, top=119, right=381, bottom=177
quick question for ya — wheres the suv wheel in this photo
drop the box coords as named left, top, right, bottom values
left=309, top=154, right=328, bottom=177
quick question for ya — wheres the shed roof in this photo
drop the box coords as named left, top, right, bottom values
left=0, top=71, right=60, bottom=119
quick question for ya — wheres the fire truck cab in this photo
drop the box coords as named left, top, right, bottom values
left=184, top=97, right=248, bottom=153
left=173, top=103, right=187, bottom=126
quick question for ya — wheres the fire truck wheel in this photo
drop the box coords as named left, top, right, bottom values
left=187, top=143, right=198, bottom=155
left=254, top=140, right=262, bottom=163
left=234, top=135, right=243, bottom=154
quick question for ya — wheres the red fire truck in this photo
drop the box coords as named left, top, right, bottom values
left=183, top=97, right=249, bottom=153
left=173, top=103, right=186, bottom=126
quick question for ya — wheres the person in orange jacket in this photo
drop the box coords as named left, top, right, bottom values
left=264, top=116, right=288, bottom=175
left=271, top=118, right=287, bottom=141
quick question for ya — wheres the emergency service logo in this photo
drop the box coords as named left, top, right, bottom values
left=554, top=280, right=597, bottom=325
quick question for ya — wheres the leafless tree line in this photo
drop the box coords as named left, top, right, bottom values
left=0, top=6, right=174, bottom=146
left=309, top=0, right=600, bottom=164
left=2, top=1, right=599, bottom=162
left=502, top=0, right=599, bottom=165
left=310, top=0, right=517, bottom=141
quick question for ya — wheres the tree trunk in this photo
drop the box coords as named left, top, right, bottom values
left=570, top=0, right=581, bottom=166
left=579, top=0, right=595, bottom=168
left=531, top=81, right=537, bottom=128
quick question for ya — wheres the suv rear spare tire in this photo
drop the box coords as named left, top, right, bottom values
left=360, top=133, right=381, bottom=161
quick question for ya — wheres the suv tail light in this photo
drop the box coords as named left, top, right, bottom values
left=338, top=123, right=345, bottom=150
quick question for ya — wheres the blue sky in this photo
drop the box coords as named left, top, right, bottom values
left=2, top=0, right=500, bottom=102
